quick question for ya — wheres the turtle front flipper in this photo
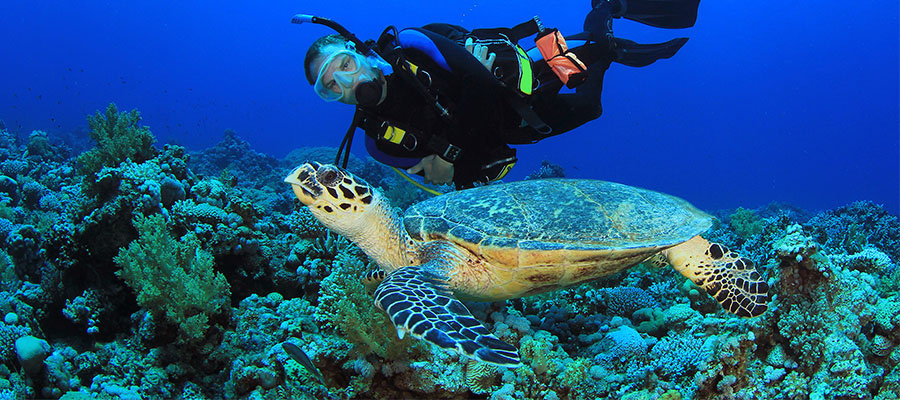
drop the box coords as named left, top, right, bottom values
left=373, top=265, right=521, bottom=368
left=362, top=270, right=386, bottom=296
left=662, top=236, right=769, bottom=318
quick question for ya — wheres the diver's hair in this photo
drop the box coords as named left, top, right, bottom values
left=304, top=34, right=349, bottom=85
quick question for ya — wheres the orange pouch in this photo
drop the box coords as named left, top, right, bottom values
left=535, top=29, right=588, bottom=88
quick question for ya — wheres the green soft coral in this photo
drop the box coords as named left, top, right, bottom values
left=314, top=250, right=411, bottom=359
left=77, top=103, right=157, bottom=180
left=729, top=207, right=764, bottom=238
left=114, top=214, right=231, bottom=343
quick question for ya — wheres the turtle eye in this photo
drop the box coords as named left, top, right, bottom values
left=316, top=165, right=343, bottom=186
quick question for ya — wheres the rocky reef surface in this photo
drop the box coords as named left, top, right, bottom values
left=0, top=104, right=898, bottom=399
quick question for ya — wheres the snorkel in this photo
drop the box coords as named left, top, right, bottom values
left=292, top=14, right=393, bottom=106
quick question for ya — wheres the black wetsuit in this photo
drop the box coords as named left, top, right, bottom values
left=358, top=21, right=615, bottom=189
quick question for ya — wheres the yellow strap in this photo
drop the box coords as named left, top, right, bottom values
left=391, top=167, right=443, bottom=196
left=383, top=125, right=406, bottom=144
left=404, top=60, right=419, bottom=75
left=493, top=161, right=516, bottom=181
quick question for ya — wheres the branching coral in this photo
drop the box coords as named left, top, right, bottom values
left=114, top=214, right=231, bottom=344
left=602, top=287, right=660, bottom=318
left=524, top=160, right=566, bottom=180
left=805, top=201, right=900, bottom=259
left=650, top=331, right=714, bottom=379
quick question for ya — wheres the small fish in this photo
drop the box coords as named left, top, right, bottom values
left=281, top=342, right=324, bottom=384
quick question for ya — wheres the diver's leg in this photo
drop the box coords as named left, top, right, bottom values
left=598, top=0, right=701, bottom=29
left=529, top=34, right=684, bottom=136
left=562, top=33, right=689, bottom=68
left=529, top=54, right=612, bottom=135
left=583, top=0, right=694, bottom=65
left=584, top=0, right=617, bottom=50
left=612, top=37, right=689, bottom=67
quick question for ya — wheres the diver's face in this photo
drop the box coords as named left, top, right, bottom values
left=312, top=44, right=386, bottom=105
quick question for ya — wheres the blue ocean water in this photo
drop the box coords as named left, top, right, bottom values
left=1, top=0, right=897, bottom=213
left=2, top=3, right=900, bottom=399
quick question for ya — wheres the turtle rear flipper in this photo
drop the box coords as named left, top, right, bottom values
left=374, top=265, right=521, bottom=367
left=663, top=236, right=769, bottom=318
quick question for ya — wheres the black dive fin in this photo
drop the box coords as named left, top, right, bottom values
left=613, top=37, right=688, bottom=67
left=619, top=0, right=701, bottom=29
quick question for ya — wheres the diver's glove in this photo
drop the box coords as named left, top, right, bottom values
left=465, top=37, right=497, bottom=71
left=407, top=154, right=455, bottom=186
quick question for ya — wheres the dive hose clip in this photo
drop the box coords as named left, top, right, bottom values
left=442, top=144, right=462, bottom=162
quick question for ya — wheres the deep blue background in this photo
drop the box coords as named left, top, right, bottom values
left=2, top=1, right=898, bottom=214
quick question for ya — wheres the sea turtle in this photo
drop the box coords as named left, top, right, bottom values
left=284, top=162, right=769, bottom=367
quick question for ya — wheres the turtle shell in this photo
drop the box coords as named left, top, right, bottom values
left=403, top=179, right=712, bottom=271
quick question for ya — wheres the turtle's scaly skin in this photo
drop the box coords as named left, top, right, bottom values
left=403, top=179, right=712, bottom=300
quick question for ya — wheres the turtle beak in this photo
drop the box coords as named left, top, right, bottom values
left=284, top=163, right=323, bottom=206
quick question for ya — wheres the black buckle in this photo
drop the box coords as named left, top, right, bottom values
left=427, top=135, right=463, bottom=162
left=442, top=144, right=462, bottom=162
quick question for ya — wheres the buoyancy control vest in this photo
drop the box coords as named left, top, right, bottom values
left=352, top=20, right=548, bottom=185
left=339, top=17, right=592, bottom=187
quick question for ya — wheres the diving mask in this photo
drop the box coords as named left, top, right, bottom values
left=313, top=43, right=383, bottom=104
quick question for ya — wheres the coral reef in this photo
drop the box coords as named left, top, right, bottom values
left=0, top=111, right=898, bottom=399
left=524, top=160, right=565, bottom=180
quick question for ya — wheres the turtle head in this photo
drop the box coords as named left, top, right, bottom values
left=284, top=162, right=378, bottom=232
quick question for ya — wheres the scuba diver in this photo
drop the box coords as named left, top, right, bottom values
left=297, top=0, right=701, bottom=189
